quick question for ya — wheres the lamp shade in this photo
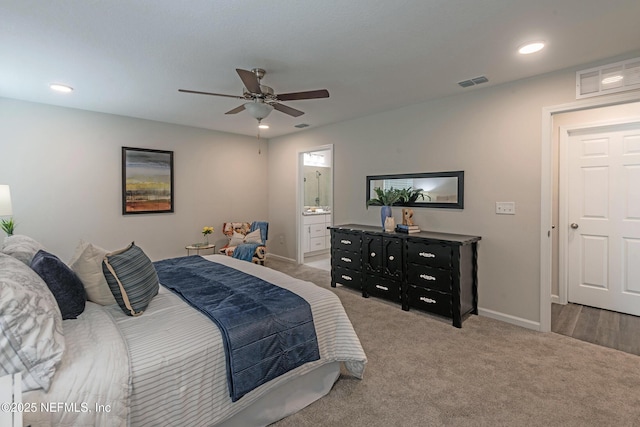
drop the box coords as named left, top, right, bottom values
left=0, top=185, right=13, bottom=216
left=244, top=102, right=274, bottom=120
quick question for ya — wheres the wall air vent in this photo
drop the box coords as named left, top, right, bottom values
left=294, top=123, right=310, bottom=128
left=576, top=56, right=640, bottom=99
left=457, top=75, right=489, bottom=88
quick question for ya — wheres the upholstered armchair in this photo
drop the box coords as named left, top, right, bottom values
left=218, top=221, right=268, bottom=265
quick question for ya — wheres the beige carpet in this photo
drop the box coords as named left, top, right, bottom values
left=266, top=258, right=640, bottom=427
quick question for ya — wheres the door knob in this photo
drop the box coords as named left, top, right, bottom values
left=570, top=223, right=579, bottom=229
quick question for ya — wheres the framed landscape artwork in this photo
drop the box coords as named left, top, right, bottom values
left=122, top=147, right=174, bottom=215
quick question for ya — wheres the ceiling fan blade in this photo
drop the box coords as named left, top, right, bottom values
left=178, top=89, right=243, bottom=99
left=273, top=103, right=305, bottom=117
left=236, top=69, right=262, bottom=94
left=276, top=89, right=330, bottom=101
left=225, top=104, right=246, bottom=114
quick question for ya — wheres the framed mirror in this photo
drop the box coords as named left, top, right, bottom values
left=366, top=171, right=464, bottom=209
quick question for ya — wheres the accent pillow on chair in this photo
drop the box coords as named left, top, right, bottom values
left=102, top=242, right=159, bottom=317
left=219, top=221, right=268, bottom=265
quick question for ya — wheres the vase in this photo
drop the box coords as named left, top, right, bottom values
left=203, top=235, right=209, bottom=246
left=380, top=205, right=392, bottom=230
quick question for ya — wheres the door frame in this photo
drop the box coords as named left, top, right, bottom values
left=540, top=92, right=640, bottom=332
left=296, top=144, right=334, bottom=264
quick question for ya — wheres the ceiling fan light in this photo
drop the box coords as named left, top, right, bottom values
left=244, top=102, right=274, bottom=120
left=258, top=123, right=269, bottom=129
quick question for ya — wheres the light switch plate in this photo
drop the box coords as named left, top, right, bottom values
left=496, top=202, right=515, bottom=215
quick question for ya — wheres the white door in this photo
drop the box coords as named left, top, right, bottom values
left=567, top=121, right=640, bottom=315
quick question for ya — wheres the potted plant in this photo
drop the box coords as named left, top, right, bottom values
left=1, top=217, right=15, bottom=236
left=367, top=187, right=401, bottom=230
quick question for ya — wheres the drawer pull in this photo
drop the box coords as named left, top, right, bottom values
left=419, top=274, right=436, bottom=281
left=420, top=296, right=437, bottom=304
left=340, top=256, right=352, bottom=263
left=419, top=252, right=436, bottom=258
left=375, top=284, right=389, bottom=291
left=340, top=239, right=352, bottom=245
left=370, top=252, right=376, bottom=257
left=388, top=255, right=394, bottom=261
left=341, top=274, right=353, bottom=281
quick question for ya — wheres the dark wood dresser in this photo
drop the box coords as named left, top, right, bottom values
left=330, top=224, right=481, bottom=328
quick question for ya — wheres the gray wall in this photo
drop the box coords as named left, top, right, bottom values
left=266, top=55, right=640, bottom=328
left=0, top=98, right=268, bottom=262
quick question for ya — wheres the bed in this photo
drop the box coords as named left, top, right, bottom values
left=0, top=236, right=366, bottom=427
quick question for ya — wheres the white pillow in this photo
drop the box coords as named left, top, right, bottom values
left=1, top=234, right=46, bottom=265
left=229, top=231, right=246, bottom=247
left=244, top=229, right=263, bottom=244
left=0, top=253, right=65, bottom=392
left=68, top=240, right=116, bottom=306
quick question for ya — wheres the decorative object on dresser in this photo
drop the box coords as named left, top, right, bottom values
left=330, top=224, right=480, bottom=328
left=366, top=186, right=401, bottom=230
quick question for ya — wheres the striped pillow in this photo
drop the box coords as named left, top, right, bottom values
left=102, top=242, right=159, bottom=316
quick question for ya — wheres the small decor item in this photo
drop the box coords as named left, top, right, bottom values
left=202, top=226, right=214, bottom=245
left=0, top=184, right=15, bottom=235
left=402, top=208, right=414, bottom=226
left=122, top=147, right=174, bottom=215
left=1, top=217, right=15, bottom=236
left=384, top=216, right=395, bottom=232
left=366, top=187, right=401, bottom=230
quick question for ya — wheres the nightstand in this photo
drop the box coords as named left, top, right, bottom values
left=185, top=243, right=216, bottom=256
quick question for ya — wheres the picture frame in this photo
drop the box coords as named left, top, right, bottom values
left=122, top=147, right=174, bottom=215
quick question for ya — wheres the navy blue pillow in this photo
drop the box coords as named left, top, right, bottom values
left=31, top=250, right=87, bottom=320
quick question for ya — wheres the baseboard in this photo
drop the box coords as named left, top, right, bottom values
left=478, top=307, right=541, bottom=331
left=266, top=253, right=297, bottom=263
left=551, top=294, right=561, bottom=304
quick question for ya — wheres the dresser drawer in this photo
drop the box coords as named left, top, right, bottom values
left=334, top=249, right=361, bottom=270
left=407, top=264, right=452, bottom=292
left=406, top=241, right=452, bottom=269
left=406, top=285, right=452, bottom=318
left=332, top=231, right=361, bottom=252
left=364, top=277, right=402, bottom=302
left=332, top=266, right=362, bottom=290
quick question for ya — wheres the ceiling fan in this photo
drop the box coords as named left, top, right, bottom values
left=179, top=68, right=329, bottom=120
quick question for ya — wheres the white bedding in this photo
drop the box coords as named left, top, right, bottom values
left=23, top=302, right=130, bottom=427
left=24, top=255, right=366, bottom=426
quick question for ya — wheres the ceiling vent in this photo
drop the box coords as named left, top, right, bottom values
left=294, top=123, right=310, bottom=128
left=576, top=56, right=640, bottom=99
left=457, top=76, right=489, bottom=88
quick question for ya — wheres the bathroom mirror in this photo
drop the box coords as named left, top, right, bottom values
left=366, top=171, right=464, bottom=209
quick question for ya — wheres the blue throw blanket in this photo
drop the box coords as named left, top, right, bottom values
left=232, top=242, right=259, bottom=262
left=153, top=256, right=320, bottom=401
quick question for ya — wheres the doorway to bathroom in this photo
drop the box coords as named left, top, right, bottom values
left=297, top=145, right=333, bottom=269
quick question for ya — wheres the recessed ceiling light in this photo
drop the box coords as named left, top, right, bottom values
left=49, top=83, right=73, bottom=93
left=518, top=41, right=545, bottom=55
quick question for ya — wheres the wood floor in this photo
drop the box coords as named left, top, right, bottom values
left=551, top=302, right=640, bottom=356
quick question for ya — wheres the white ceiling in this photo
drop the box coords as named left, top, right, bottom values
left=2, top=0, right=640, bottom=138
